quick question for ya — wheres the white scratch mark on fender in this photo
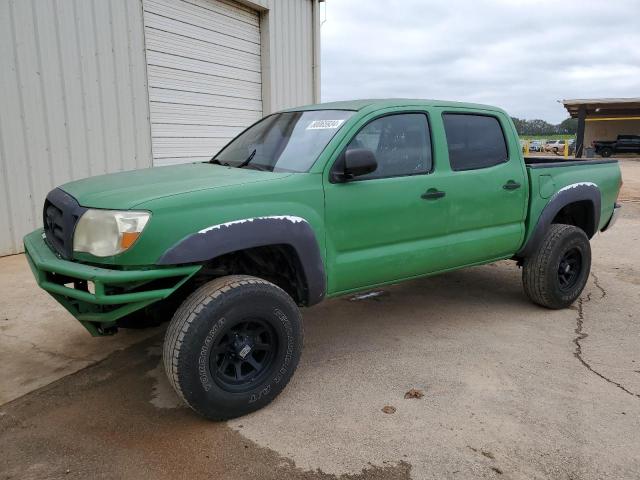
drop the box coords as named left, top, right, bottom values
left=555, top=182, right=597, bottom=196
left=198, top=215, right=307, bottom=234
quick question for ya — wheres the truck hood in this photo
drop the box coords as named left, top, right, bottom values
left=60, top=163, right=291, bottom=210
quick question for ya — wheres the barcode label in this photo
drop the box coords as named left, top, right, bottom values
left=306, top=119, right=345, bottom=130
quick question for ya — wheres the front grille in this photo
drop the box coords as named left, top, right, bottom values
left=44, top=201, right=65, bottom=253
left=43, top=189, right=86, bottom=259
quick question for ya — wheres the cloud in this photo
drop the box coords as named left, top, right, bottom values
left=320, top=0, right=640, bottom=122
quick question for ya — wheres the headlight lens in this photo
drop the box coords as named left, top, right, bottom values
left=74, top=210, right=150, bottom=257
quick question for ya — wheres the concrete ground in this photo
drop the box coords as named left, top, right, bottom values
left=1, top=160, right=639, bottom=479
left=0, top=255, right=159, bottom=404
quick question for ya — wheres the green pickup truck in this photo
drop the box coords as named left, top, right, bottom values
left=25, top=99, right=622, bottom=420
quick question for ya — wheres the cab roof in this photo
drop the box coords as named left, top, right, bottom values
left=284, top=98, right=505, bottom=114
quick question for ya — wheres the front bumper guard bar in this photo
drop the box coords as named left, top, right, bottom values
left=24, top=229, right=200, bottom=336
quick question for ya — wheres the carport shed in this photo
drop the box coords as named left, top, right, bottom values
left=562, top=98, right=640, bottom=157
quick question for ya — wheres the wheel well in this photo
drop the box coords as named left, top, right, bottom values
left=552, top=201, right=596, bottom=238
left=191, top=245, right=309, bottom=306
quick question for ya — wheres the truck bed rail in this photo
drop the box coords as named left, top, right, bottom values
left=525, top=158, right=618, bottom=168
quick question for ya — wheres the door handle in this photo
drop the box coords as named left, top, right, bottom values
left=503, top=180, right=521, bottom=190
left=421, top=188, right=446, bottom=200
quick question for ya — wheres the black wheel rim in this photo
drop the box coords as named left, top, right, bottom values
left=557, top=247, right=582, bottom=292
left=210, top=319, right=277, bottom=392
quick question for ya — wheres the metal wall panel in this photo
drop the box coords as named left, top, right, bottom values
left=0, top=0, right=320, bottom=255
left=261, top=0, right=317, bottom=114
left=143, top=0, right=263, bottom=166
left=0, top=0, right=152, bottom=256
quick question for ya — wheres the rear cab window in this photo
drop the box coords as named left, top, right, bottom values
left=442, top=113, right=509, bottom=171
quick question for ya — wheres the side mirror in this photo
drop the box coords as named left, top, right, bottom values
left=333, top=148, right=377, bottom=182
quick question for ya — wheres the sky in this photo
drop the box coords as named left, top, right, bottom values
left=320, top=0, right=640, bottom=124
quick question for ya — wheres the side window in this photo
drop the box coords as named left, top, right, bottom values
left=442, top=114, right=508, bottom=171
left=345, top=113, right=432, bottom=180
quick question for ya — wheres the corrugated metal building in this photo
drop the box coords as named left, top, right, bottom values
left=0, top=0, right=322, bottom=256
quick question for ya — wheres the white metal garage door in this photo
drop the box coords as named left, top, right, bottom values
left=142, top=0, right=263, bottom=166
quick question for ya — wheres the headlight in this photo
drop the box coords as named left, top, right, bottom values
left=74, top=210, right=150, bottom=257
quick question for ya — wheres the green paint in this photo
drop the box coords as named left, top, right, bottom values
left=538, top=175, right=556, bottom=199
left=23, top=99, right=622, bottom=336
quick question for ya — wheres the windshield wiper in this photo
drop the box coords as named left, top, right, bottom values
left=209, top=158, right=229, bottom=166
left=210, top=149, right=256, bottom=168
left=237, top=149, right=257, bottom=168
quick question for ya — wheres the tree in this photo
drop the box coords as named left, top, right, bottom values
left=511, top=116, right=577, bottom=136
left=557, top=118, right=578, bottom=134
left=511, top=117, right=526, bottom=134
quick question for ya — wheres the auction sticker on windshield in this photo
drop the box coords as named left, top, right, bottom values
left=306, top=119, right=345, bottom=130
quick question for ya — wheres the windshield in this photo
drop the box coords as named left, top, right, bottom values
left=212, top=110, right=355, bottom=172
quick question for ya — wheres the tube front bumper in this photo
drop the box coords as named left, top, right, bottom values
left=24, top=229, right=200, bottom=336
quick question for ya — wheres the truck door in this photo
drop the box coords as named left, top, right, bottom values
left=618, top=135, right=640, bottom=154
left=323, top=111, right=451, bottom=293
left=439, top=112, right=528, bottom=266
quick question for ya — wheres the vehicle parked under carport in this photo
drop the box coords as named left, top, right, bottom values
left=594, top=135, right=640, bottom=157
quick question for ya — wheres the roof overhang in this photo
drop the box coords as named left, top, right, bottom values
left=562, top=97, right=640, bottom=119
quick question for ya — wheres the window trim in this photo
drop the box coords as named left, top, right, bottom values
left=329, top=111, right=435, bottom=183
left=441, top=111, right=510, bottom=172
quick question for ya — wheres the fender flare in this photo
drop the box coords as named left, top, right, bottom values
left=157, top=216, right=326, bottom=306
left=517, top=182, right=601, bottom=258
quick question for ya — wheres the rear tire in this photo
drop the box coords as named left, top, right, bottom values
left=163, top=275, right=303, bottom=420
left=522, top=224, right=591, bottom=309
left=600, top=147, right=613, bottom=158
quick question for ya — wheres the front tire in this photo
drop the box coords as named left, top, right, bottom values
left=522, top=224, right=591, bottom=309
left=163, top=275, right=303, bottom=420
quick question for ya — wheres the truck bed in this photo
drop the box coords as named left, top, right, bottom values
left=523, top=157, right=621, bottom=240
